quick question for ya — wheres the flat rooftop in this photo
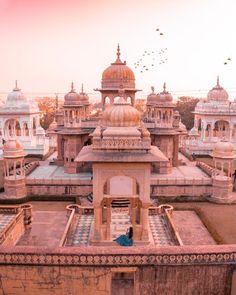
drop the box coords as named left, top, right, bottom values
left=27, top=165, right=92, bottom=181
left=8, top=201, right=224, bottom=248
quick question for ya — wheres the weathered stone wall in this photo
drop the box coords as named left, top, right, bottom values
left=1, top=213, right=25, bottom=246
left=27, top=184, right=92, bottom=196
left=0, top=245, right=234, bottom=295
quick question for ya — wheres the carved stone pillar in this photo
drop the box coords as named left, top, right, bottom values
left=141, top=203, right=150, bottom=241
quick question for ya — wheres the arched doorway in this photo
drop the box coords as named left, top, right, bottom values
left=214, top=120, right=230, bottom=139
left=98, top=175, right=143, bottom=241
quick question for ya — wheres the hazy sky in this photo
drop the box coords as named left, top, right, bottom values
left=0, top=0, right=236, bottom=99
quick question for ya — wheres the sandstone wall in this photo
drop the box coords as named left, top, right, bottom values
left=0, top=245, right=234, bottom=295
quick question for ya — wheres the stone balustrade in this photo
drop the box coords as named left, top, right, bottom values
left=0, top=244, right=235, bottom=265
left=150, top=177, right=212, bottom=186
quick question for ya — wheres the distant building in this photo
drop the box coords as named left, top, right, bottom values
left=0, top=81, right=49, bottom=156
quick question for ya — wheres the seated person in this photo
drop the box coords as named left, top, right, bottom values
left=114, top=227, right=133, bottom=246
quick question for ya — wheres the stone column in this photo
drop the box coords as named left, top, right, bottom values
left=106, top=199, right=112, bottom=240
left=93, top=205, right=102, bottom=241
left=141, top=203, right=150, bottom=241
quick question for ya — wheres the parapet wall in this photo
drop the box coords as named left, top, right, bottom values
left=0, top=245, right=234, bottom=295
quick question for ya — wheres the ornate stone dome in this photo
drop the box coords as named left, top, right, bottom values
left=64, top=83, right=81, bottom=106
left=212, top=139, right=235, bottom=158
left=64, top=83, right=89, bottom=106
left=156, top=83, right=173, bottom=102
left=3, top=138, right=26, bottom=158
left=102, top=94, right=140, bottom=127
left=78, top=84, right=89, bottom=105
left=207, top=77, right=229, bottom=102
left=102, top=45, right=135, bottom=89
left=6, top=81, right=27, bottom=106
left=147, top=86, right=157, bottom=104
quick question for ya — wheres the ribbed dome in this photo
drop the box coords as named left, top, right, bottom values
left=3, top=138, right=26, bottom=158
left=6, top=81, right=27, bottom=106
left=212, top=139, right=235, bottom=158
left=78, top=84, right=89, bottom=104
left=64, top=83, right=81, bottom=106
left=64, top=83, right=89, bottom=106
left=102, top=96, right=140, bottom=127
left=102, top=45, right=135, bottom=89
left=207, top=77, right=228, bottom=102
left=147, top=86, right=157, bottom=104
left=156, top=83, right=173, bottom=102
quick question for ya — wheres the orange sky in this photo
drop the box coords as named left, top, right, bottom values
left=0, top=0, right=236, bottom=99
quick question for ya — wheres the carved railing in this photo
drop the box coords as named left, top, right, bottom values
left=149, top=205, right=183, bottom=246
left=0, top=204, right=32, bottom=245
left=196, top=161, right=220, bottom=177
left=0, top=245, right=235, bottom=266
left=150, top=177, right=212, bottom=186
left=59, top=204, right=94, bottom=247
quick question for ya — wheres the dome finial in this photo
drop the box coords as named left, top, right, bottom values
left=115, top=43, right=122, bottom=63
left=71, top=81, right=75, bottom=92
left=81, top=83, right=84, bottom=93
left=14, top=80, right=20, bottom=91
left=151, top=86, right=155, bottom=93
left=163, top=82, right=166, bottom=92
left=117, top=43, right=120, bottom=58
left=217, top=75, right=220, bottom=86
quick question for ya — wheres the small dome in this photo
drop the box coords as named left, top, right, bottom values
left=78, top=84, right=89, bottom=104
left=3, top=138, right=26, bottom=158
left=147, top=86, right=157, bottom=104
left=102, top=94, right=140, bottom=127
left=64, top=83, right=89, bottom=106
left=6, top=81, right=27, bottom=106
left=212, top=139, right=235, bottom=158
left=102, top=45, right=135, bottom=89
left=156, top=83, right=173, bottom=102
left=36, top=126, right=45, bottom=135
left=64, top=83, right=81, bottom=106
left=207, top=76, right=228, bottom=102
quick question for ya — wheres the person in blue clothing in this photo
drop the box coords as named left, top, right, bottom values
left=114, top=227, right=133, bottom=246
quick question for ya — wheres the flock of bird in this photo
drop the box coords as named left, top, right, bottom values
left=133, top=28, right=168, bottom=74
left=133, top=28, right=233, bottom=74
left=224, top=57, right=232, bottom=65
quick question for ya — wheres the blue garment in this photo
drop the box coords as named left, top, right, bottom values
left=114, top=235, right=133, bottom=246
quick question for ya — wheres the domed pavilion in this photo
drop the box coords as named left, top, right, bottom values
left=0, top=81, right=49, bottom=156
left=184, top=76, right=236, bottom=156
left=75, top=90, right=170, bottom=245
left=95, top=44, right=140, bottom=109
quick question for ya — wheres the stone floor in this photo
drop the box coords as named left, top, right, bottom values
left=27, top=165, right=92, bottom=180
left=13, top=202, right=216, bottom=247
left=70, top=215, right=94, bottom=246
left=16, top=201, right=70, bottom=247
left=149, top=214, right=176, bottom=245
left=172, top=210, right=216, bottom=245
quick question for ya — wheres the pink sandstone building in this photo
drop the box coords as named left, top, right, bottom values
left=0, top=46, right=235, bottom=294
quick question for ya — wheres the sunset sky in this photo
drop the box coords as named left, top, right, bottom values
left=0, top=0, right=236, bottom=99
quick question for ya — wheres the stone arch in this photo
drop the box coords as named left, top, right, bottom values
left=214, top=120, right=230, bottom=139
left=126, top=96, right=132, bottom=105
left=4, top=119, right=21, bottom=138
left=103, top=175, right=140, bottom=197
